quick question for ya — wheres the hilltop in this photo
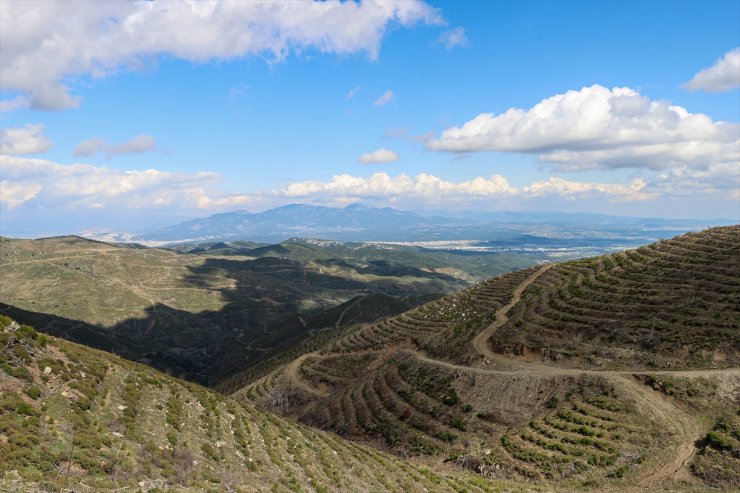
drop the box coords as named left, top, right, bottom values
left=490, top=226, right=739, bottom=369
left=238, top=226, right=740, bottom=491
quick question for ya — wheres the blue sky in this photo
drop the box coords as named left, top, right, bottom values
left=1, top=0, right=739, bottom=236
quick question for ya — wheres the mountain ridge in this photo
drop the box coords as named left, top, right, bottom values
left=125, top=204, right=732, bottom=244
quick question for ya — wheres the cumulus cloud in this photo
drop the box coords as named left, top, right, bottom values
left=428, top=84, right=739, bottom=172
left=277, top=172, right=675, bottom=204
left=0, top=0, right=442, bottom=110
left=0, top=124, right=52, bottom=155
left=0, top=181, right=43, bottom=209
left=374, top=90, right=394, bottom=107
left=0, top=155, right=253, bottom=211
left=437, top=27, right=468, bottom=49
left=281, top=171, right=740, bottom=207
left=652, top=163, right=740, bottom=197
left=3, top=155, right=735, bottom=214
left=280, top=172, right=517, bottom=202
left=684, top=48, right=740, bottom=92
left=523, top=177, right=655, bottom=202
left=73, top=134, right=156, bottom=158
left=358, top=148, right=400, bottom=164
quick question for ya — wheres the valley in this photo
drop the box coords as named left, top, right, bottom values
left=0, top=235, right=541, bottom=386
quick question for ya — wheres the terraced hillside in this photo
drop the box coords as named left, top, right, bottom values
left=491, top=226, right=739, bottom=369
left=238, top=227, right=740, bottom=491
left=0, top=235, right=540, bottom=385
left=1, top=315, right=537, bottom=492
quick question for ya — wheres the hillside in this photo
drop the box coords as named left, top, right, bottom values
left=0, top=235, right=539, bottom=385
left=237, top=227, right=740, bottom=491
left=0, top=315, right=530, bottom=492
left=183, top=236, right=539, bottom=281
left=490, top=226, right=740, bottom=369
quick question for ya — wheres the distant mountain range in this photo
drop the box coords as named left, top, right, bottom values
left=136, top=203, right=444, bottom=242
left=85, top=203, right=733, bottom=246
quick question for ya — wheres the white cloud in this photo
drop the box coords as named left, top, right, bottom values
left=374, top=90, right=394, bottom=107
left=0, top=95, right=30, bottom=113
left=0, top=181, right=43, bottom=209
left=0, top=155, right=243, bottom=211
left=346, top=86, right=361, bottom=99
left=428, top=84, right=739, bottom=172
left=684, top=48, right=740, bottom=92
left=73, top=134, right=156, bottom=158
left=277, top=172, right=674, bottom=204
left=0, top=0, right=442, bottom=110
left=437, top=27, right=468, bottom=50
left=73, top=138, right=107, bottom=158
left=0, top=124, right=52, bottom=155
left=280, top=172, right=517, bottom=202
left=523, top=177, right=656, bottom=202
left=358, top=148, right=399, bottom=164
left=652, top=162, right=740, bottom=197
left=278, top=161, right=739, bottom=206
left=3, top=156, right=736, bottom=215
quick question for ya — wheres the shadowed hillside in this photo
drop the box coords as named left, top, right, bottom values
left=0, top=236, right=540, bottom=385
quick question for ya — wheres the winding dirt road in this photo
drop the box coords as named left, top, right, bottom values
left=471, top=264, right=552, bottom=361
left=255, top=265, right=736, bottom=490
left=614, top=377, right=703, bottom=489
left=283, top=351, right=330, bottom=397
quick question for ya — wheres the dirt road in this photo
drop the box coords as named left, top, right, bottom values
left=471, top=264, right=552, bottom=361
left=253, top=265, right=736, bottom=490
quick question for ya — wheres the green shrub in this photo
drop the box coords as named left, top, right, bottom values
left=441, top=391, right=459, bottom=406
left=23, top=386, right=41, bottom=400
left=545, top=396, right=559, bottom=409
left=17, top=324, right=38, bottom=341
left=201, top=442, right=221, bottom=461
left=16, top=401, right=36, bottom=416
left=705, top=431, right=733, bottom=451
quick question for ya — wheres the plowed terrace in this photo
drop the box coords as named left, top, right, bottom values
left=240, top=226, right=739, bottom=491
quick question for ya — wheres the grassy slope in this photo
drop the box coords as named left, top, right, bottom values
left=1, top=315, right=538, bottom=493
left=0, top=236, right=540, bottom=386
left=0, top=236, right=227, bottom=325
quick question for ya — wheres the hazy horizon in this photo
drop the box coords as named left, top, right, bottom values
left=1, top=201, right=736, bottom=241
